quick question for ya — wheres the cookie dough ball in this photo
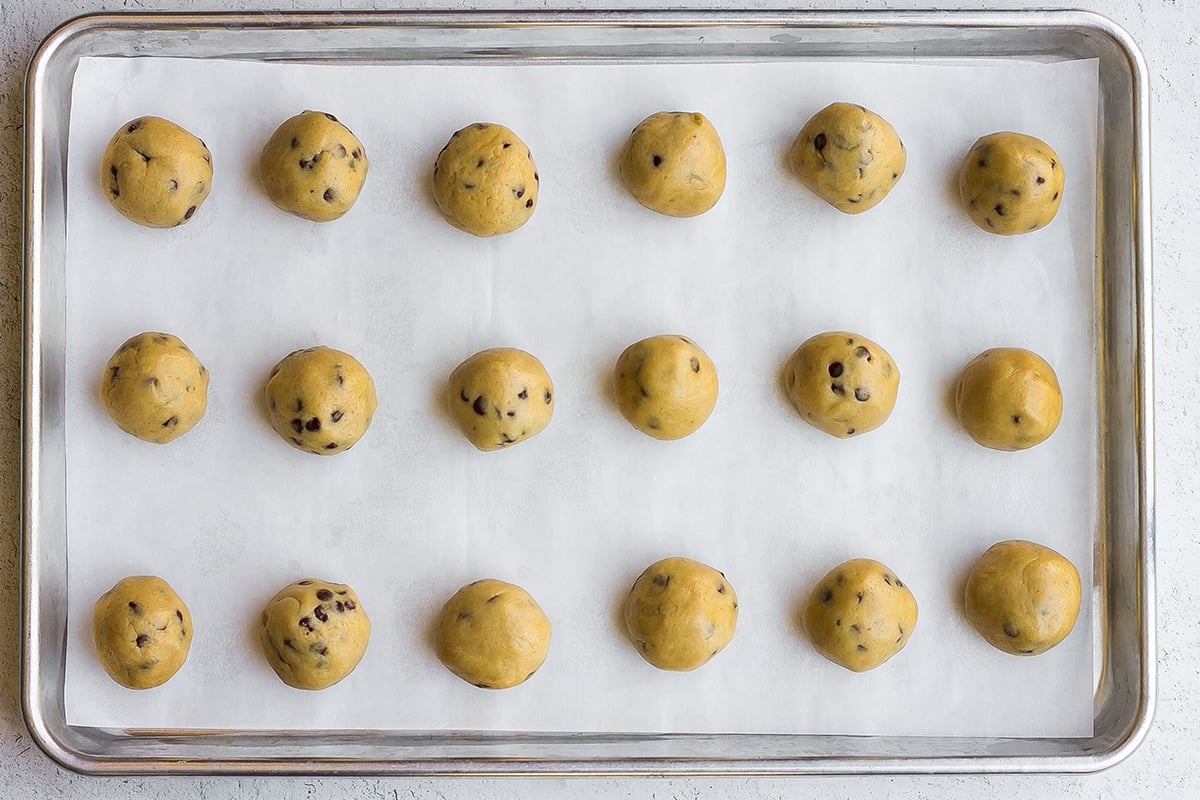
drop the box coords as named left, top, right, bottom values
left=259, top=110, right=368, bottom=222
left=100, top=332, right=209, bottom=444
left=619, top=111, right=727, bottom=217
left=432, top=122, right=538, bottom=237
left=803, top=558, right=918, bottom=672
left=265, top=346, right=378, bottom=455
left=623, top=557, right=738, bottom=671
left=964, top=540, right=1081, bottom=656
left=958, top=132, right=1064, bottom=234
left=259, top=579, right=370, bottom=690
left=92, top=576, right=193, bottom=689
left=614, top=335, right=718, bottom=440
left=955, top=347, right=1062, bottom=451
left=784, top=332, right=900, bottom=439
left=435, top=579, right=551, bottom=690
left=788, top=102, right=906, bottom=214
left=447, top=348, right=554, bottom=451
left=100, top=116, right=212, bottom=228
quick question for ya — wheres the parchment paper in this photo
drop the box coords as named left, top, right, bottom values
left=63, top=55, right=1098, bottom=736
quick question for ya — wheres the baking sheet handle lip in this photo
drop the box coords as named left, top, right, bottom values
left=18, top=6, right=1156, bottom=777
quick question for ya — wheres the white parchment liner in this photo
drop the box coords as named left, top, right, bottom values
left=63, top=56, right=1098, bottom=736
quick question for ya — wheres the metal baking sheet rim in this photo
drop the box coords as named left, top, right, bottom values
left=20, top=9, right=1155, bottom=776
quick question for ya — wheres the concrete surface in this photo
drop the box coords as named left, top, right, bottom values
left=1, top=0, right=1194, bottom=797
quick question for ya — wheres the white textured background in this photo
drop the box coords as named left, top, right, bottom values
left=1, top=0, right=1194, bottom=797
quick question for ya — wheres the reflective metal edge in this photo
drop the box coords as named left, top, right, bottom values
left=20, top=7, right=1155, bottom=776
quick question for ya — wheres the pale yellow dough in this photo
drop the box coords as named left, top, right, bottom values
left=784, top=331, right=900, bottom=439
left=958, top=131, right=1064, bottom=234
left=954, top=347, right=1062, bottom=451
left=92, top=575, right=193, bottom=689
left=433, top=122, right=538, bottom=237
left=259, top=110, right=369, bottom=222
left=100, top=116, right=212, bottom=228
left=618, top=111, right=727, bottom=217
left=803, top=558, right=918, bottom=672
left=260, top=578, right=370, bottom=690
left=788, top=102, right=906, bottom=214
left=964, top=540, right=1081, bottom=656
left=435, top=579, right=551, bottom=690
left=100, top=331, right=209, bottom=444
left=614, top=335, right=718, bottom=440
left=265, top=346, right=378, bottom=455
left=623, top=557, right=738, bottom=672
left=447, top=348, right=554, bottom=451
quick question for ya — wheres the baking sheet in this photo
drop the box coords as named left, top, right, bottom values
left=63, top=55, right=1097, bottom=737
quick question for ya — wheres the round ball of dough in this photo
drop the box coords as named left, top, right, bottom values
left=623, top=557, right=738, bottom=672
left=435, top=578, right=551, bottom=690
left=265, top=346, right=378, bottom=455
left=618, top=111, right=727, bottom=218
left=100, top=116, right=212, bottom=228
left=964, top=540, right=1081, bottom=656
left=803, top=558, right=918, bottom=672
left=958, top=132, right=1064, bottom=234
left=259, top=110, right=368, bottom=222
left=101, top=332, right=209, bottom=444
left=92, top=576, right=193, bottom=689
left=614, top=335, right=718, bottom=440
left=954, top=347, right=1062, bottom=451
left=784, top=332, right=900, bottom=439
left=432, top=122, right=538, bottom=237
left=787, top=102, right=906, bottom=214
left=447, top=348, right=554, bottom=451
left=259, top=578, right=370, bottom=690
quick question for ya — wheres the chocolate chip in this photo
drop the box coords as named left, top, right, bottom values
left=111, top=187, right=119, bottom=197
left=1020, top=648, right=1036, bottom=654
left=514, top=187, right=525, bottom=199
left=854, top=387, right=870, bottom=402
left=506, top=410, right=516, bottom=417
left=892, top=172, right=898, bottom=179
left=717, top=583, right=726, bottom=595
left=138, top=663, right=152, bottom=671
left=299, top=617, right=313, bottom=631
left=895, top=578, right=904, bottom=588
left=499, top=433, right=515, bottom=445
left=298, top=580, right=313, bottom=586
left=1037, top=176, right=1046, bottom=184
left=639, top=385, right=650, bottom=398
left=525, top=198, right=534, bottom=208
left=330, top=410, right=342, bottom=423
left=828, top=361, right=844, bottom=378
left=821, top=589, right=833, bottom=602
left=323, top=188, right=335, bottom=202
left=1052, top=191, right=1059, bottom=200
left=1004, top=624, right=1020, bottom=638
left=985, top=217, right=995, bottom=228
left=310, top=644, right=327, bottom=655
left=652, top=155, right=663, bottom=167
left=1010, top=188, right=1021, bottom=197
left=473, top=396, right=488, bottom=416
left=334, top=144, right=347, bottom=158
left=290, top=137, right=299, bottom=149
left=458, top=611, right=472, bottom=622
left=127, top=122, right=140, bottom=133
left=109, top=366, right=120, bottom=381
left=184, top=206, right=196, bottom=220
left=335, top=601, right=345, bottom=613
left=135, top=634, right=149, bottom=647
left=502, top=142, right=511, bottom=148
left=335, top=374, right=343, bottom=386
left=345, top=599, right=356, bottom=610
left=1050, top=158, right=1056, bottom=169
left=314, top=606, right=328, bottom=622
left=994, top=204, right=1006, bottom=217
left=299, top=158, right=310, bottom=169
left=305, top=417, right=321, bottom=432
left=534, top=172, right=539, bottom=182
left=690, top=357, right=701, bottom=373
left=352, top=148, right=361, bottom=159
left=316, top=589, right=333, bottom=601
left=846, top=196, right=861, bottom=204
left=162, top=416, right=178, bottom=427
left=324, top=112, right=338, bottom=122
left=814, top=132, right=827, bottom=151
left=459, top=389, right=469, bottom=403
left=836, top=619, right=842, bottom=626
left=176, top=609, right=183, bottom=622
left=652, top=574, right=670, bottom=587
left=830, top=382, right=845, bottom=396
left=545, top=389, right=552, bottom=404
left=284, top=638, right=299, bottom=652
left=463, top=182, right=475, bottom=189
left=1012, top=414, right=1022, bottom=424
left=856, top=592, right=864, bottom=603
left=854, top=346, right=870, bottom=360
left=324, top=443, right=338, bottom=450
left=291, top=419, right=303, bottom=434
left=978, top=159, right=987, bottom=168
left=475, top=123, right=487, bottom=130
left=850, top=624, right=861, bottom=634
left=883, top=575, right=893, bottom=585
left=856, top=644, right=868, bottom=652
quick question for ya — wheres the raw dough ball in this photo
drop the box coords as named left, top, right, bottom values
left=92, top=576, right=193, bottom=689
left=447, top=348, right=554, bottom=451
left=958, top=132, right=1064, bottom=234
left=787, top=102, right=906, bottom=214
left=623, top=557, right=738, bottom=672
left=618, top=111, right=727, bottom=217
left=100, top=332, right=209, bottom=444
left=435, top=578, right=551, bottom=690
left=265, top=346, right=378, bottom=455
left=784, top=332, right=900, bottom=439
left=432, top=122, right=538, bottom=237
left=955, top=347, right=1063, bottom=451
left=964, top=540, right=1081, bottom=656
left=259, top=578, right=370, bottom=690
left=614, top=335, right=718, bottom=440
left=100, top=116, right=212, bottom=228
left=803, top=558, right=918, bottom=672
left=259, top=110, right=368, bottom=222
